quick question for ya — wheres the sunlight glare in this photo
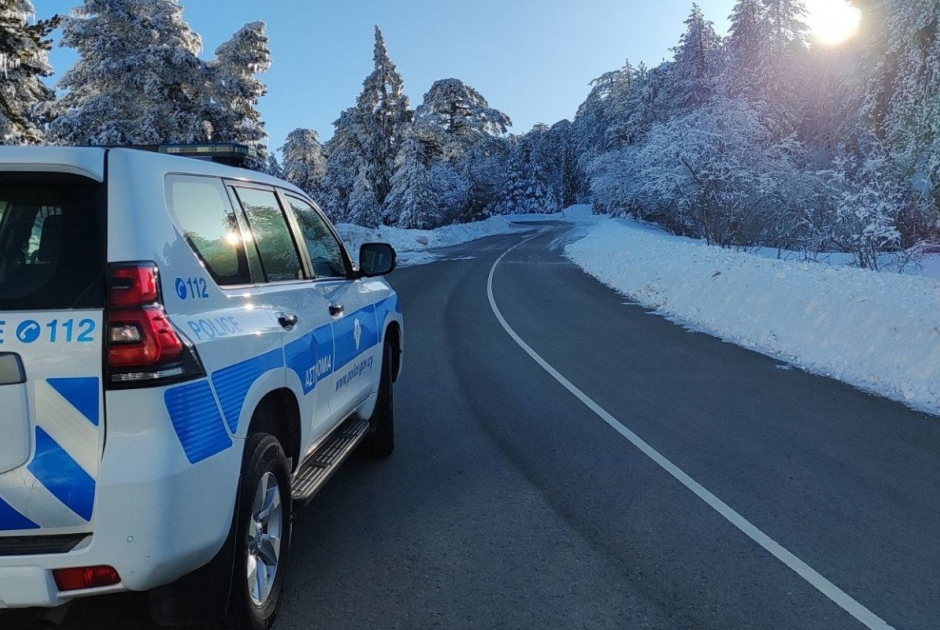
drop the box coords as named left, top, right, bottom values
left=805, top=0, right=863, bottom=45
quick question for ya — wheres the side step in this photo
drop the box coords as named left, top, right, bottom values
left=291, top=417, right=370, bottom=503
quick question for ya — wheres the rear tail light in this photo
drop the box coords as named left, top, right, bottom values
left=54, top=565, right=121, bottom=591
left=107, top=263, right=204, bottom=387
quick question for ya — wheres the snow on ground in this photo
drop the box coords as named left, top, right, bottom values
left=920, top=254, right=940, bottom=283
left=337, top=215, right=521, bottom=266
left=564, top=217, right=940, bottom=415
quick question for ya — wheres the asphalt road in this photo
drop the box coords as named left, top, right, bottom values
left=7, top=224, right=940, bottom=629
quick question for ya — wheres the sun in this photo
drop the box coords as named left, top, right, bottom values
left=804, top=0, right=863, bottom=45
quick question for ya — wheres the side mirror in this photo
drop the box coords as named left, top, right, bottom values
left=359, top=242, right=397, bottom=277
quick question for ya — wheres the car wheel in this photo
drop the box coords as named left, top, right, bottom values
left=361, top=341, right=395, bottom=458
left=224, top=433, right=292, bottom=630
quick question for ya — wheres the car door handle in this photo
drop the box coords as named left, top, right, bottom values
left=277, top=313, right=299, bottom=329
left=329, top=303, right=344, bottom=318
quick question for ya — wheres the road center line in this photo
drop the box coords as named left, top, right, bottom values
left=486, top=237, right=895, bottom=630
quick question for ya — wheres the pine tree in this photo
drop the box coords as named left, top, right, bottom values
left=51, top=0, right=208, bottom=145
left=280, top=128, right=327, bottom=196
left=263, top=153, right=282, bottom=178
left=0, top=1, right=57, bottom=144
left=669, top=4, right=722, bottom=112
left=208, top=21, right=271, bottom=154
left=386, top=135, right=438, bottom=229
left=323, top=108, right=369, bottom=223
left=322, top=25, right=410, bottom=224
left=880, top=0, right=940, bottom=212
left=413, top=78, right=511, bottom=162
left=755, top=0, right=809, bottom=135
left=723, top=0, right=765, bottom=100
left=358, top=25, right=411, bottom=208
left=572, top=60, right=636, bottom=158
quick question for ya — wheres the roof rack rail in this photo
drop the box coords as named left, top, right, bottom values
left=113, top=143, right=258, bottom=167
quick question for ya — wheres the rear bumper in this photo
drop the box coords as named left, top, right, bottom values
left=0, top=386, right=242, bottom=609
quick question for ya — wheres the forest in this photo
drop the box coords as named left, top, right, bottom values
left=1, top=0, right=938, bottom=269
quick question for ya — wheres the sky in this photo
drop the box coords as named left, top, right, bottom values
left=34, top=0, right=858, bottom=153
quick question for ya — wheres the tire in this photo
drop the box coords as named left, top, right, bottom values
left=361, top=342, right=395, bottom=458
left=222, top=433, right=293, bottom=630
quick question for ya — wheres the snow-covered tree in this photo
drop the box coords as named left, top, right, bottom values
left=491, top=134, right=555, bottom=215
left=208, top=20, right=271, bottom=155
left=826, top=146, right=921, bottom=270
left=429, top=162, right=470, bottom=223
left=595, top=97, right=809, bottom=246
left=722, top=0, right=765, bottom=100
left=323, top=109, right=369, bottom=223
left=262, top=153, right=282, bottom=178
left=571, top=61, right=636, bottom=159
left=879, top=0, right=940, bottom=213
left=456, top=135, right=512, bottom=218
left=413, top=78, right=511, bottom=162
left=280, top=128, right=327, bottom=196
left=0, top=1, right=56, bottom=144
left=385, top=134, right=437, bottom=229
left=51, top=0, right=208, bottom=145
left=668, top=4, right=723, bottom=113
left=358, top=25, right=411, bottom=208
left=323, top=25, right=411, bottom=224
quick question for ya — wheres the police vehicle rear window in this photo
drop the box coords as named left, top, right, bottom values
left=0, top=173, right=106, bottom=310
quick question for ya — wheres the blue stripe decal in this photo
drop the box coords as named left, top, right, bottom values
left=285, top=323, right=334, bottom=395
left=212, top=349, right=284, bottom=433
left=374, top=294, right=401, bottom=334
left=47, top=377, right=100, bottom=426
left=333, top=304, right=380, bottom=370
left=165, top=381, right=233, bottom=464
left=0, top=495, right=39, bottom=531
left=375, top=293, right=402, bottom=324
left=27, top=428, right=96, bottom=521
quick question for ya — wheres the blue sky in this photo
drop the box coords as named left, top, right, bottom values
left=37, top=0, right=735, bottom=151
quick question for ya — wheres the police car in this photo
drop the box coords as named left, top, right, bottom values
left=0, top=144, right=403, bottom=629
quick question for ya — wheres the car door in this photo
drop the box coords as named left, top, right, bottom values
left=0, top=173, right=107, bottom=536
left=228, top=184, right=335, bottom=454
left=279, top=193, right=380, bottom=429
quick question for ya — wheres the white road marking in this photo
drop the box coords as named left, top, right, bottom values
left=486, top=237, right=895, bottom=630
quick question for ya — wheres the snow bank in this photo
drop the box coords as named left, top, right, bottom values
left=336, top=215, right=519, bottom=266
left=565, top=218, right=940, bottom=415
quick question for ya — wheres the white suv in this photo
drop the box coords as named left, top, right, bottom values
left=0, top=145, right=403, bottom=629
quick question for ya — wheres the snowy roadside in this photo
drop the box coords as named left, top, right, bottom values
left=564, top=217, right=940, bottom=416
left=336, top=215, right=523, bottom=266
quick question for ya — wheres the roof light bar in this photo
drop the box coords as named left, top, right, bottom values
left=159, top=143, right=258, bottom=165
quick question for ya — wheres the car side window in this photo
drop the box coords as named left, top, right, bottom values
left=285, top=195, right=349, bottom=279
left=166, top=175, right=251, bottom=286
left=233, top=187, right=305, bottom=283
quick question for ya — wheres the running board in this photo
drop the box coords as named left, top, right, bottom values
left=291, top=417, right=370, bottom=503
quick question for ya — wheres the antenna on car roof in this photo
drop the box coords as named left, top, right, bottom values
left=113, top=143, right=258, bottom=168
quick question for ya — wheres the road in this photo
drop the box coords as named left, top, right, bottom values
left=8, top=224, right=940, bottom=629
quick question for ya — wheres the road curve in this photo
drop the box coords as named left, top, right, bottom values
left=6, top=224, right=940, bottom=629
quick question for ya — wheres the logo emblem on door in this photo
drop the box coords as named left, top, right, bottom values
left=354, top=318, right=362, bottom=351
